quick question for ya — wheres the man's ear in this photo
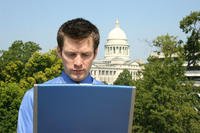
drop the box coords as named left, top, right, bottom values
left=57, top=46, right=62, bottom=58
left=94, top=48, right=98, bottom=59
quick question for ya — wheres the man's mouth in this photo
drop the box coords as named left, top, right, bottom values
left=73, top=70, right=84, bottom=74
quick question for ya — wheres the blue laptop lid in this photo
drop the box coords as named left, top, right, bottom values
left=34, top=84, right=136, bottom=133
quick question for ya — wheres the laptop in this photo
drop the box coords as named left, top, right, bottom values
left=34, top=84, right=136, bottom=133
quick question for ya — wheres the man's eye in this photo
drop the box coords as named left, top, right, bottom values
left=82, top=53, right=90, bottom=58
left=66, top=53, right=76, bottom=58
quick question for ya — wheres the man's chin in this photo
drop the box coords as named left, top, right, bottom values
left=71, top=75, right=85, bottom=82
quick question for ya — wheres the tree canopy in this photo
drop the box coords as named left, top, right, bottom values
left=133, top=34, right=200, bottom=132
left=113, top=69, right=133, bottom=85
left=0, top=42, right=62, bottom=132
left=0, top=82, right=24, bottom=133
left=0, top=41, right=41, bottom=82
left=0, top=40, right=41, bottom=65
left=180, top=11, right=200, bottom=69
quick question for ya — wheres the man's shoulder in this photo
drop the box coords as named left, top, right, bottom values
left=23, top=88, right=34, bottom=98
left=93, top=79, right=104, bottom=85
left=44, top=76, right=64, bottom=84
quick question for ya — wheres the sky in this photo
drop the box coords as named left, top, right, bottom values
left=0, top=0, right=199, bottom=61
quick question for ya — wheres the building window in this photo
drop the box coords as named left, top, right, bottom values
left=94, top=70, right=96, bottom=75
left=102, top=70, right=105, bottom=75
left=106, top=71, right=108, bottom=75
left=91, top=70, right=93, bottom=75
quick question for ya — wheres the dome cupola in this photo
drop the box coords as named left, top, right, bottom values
left=107, top=19, right=127, bottom=40
left=105, top=19, right=130, bottom=60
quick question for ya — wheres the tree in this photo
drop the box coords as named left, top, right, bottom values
left=113, top=69, right=133, bottom=85
left=22, top=50, right=62, bottom=82
left=0, top=42, right=64, bottom=132
left=0, top=41, right=41, bottom=82
left=180, top=11, right=200, bottom=69
left=0, top=40, right=41, bottom=65
left=133, top=34, right=200, bottom=132
left=1, top=60, right=24, bottom=82
left=152, top=34, right=183, bottom=57
left=0, top=50, right=63, bottom=133
left=0, top=82, right=24, bottom=133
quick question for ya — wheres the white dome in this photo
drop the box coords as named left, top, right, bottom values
left=108, top=19, right=127, bottom=40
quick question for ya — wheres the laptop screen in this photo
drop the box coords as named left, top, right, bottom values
left=34, top=84, right=136, bottom=133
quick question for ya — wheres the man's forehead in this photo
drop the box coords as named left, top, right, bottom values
left=64, top=36, right=93, bottom=43
left=64, top=50, right=93, bottom=53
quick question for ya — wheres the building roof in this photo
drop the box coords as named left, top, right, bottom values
left=107, top=19, right=127, bottom=40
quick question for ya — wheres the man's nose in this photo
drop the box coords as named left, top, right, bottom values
left=74, top=55, right=83, bottom=67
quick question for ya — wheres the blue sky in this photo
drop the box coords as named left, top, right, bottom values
left=0, top=0, right=199, bottom=61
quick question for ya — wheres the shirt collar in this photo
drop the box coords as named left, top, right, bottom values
left=61, top=71, right=93, bottom=84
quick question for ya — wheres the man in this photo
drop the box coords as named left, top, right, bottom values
left=17, top=18, right=103, bottom=133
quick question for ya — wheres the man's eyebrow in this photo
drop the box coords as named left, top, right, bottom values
left=63, top=50, right=75, bottom=53
left=82, top=51, right=92, bottom=53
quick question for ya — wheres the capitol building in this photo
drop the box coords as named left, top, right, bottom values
left=90, top=19, right=143, bottom=84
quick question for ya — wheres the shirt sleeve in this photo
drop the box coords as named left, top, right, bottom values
left=17, top=88, right=34, bottom=133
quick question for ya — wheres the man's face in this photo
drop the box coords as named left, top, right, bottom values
left=57, top=36, right=97, bottom=82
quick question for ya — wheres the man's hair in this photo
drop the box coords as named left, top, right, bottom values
left=57, top=18, right=100, bottom=52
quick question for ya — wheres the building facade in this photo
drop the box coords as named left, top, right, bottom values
left=90, top=20, right=143, bottom=84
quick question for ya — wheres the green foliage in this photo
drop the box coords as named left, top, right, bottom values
left=133, top=34, right=200, bottom=132
left=0, top=40, right=41, bottom=65
left=22, top=50, right=63, bottom=84
left=0, top=42, right=63, bottom=132
left=1, top=61, right=24, bottom=82
left=19, top=77, right=36, bottom=91
left=113, top=69, right=133, bottom=85
left=179, top=11, right=200, bottom=69
left=180, top=11, right=200, bottom=34
left=153, top=34, right=184, bottom=58
left=184, top=30, right=200, bottom=69
left=23, top=50, right=61, bottom=77
left=0, top=40, right=41, bottom=82
left=0, top=82, right=24, bottom=133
